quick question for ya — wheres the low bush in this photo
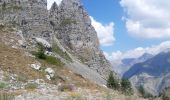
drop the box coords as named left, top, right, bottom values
left=32, top=43, right=64, bottom=66
left=45, top=55, right=64, bottom=66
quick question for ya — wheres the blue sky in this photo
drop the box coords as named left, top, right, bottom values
left=47, top=0, right=170, bottom=61
left=82, top=0, right=170, bottom=54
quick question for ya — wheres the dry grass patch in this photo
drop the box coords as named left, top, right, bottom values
left=0, top=43, right=45, bottom=81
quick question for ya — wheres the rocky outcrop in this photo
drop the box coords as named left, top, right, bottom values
left=0, top=0, right=53, bottom=43
left=0, top=0, right=113, bottom=84
left=49, top=0, right=112, bottom=80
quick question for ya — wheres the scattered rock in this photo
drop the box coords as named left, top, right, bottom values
left=45, top=68, right=55, bottom=80
left=31, top=64, right=41, bottom=70
left=45, top=51, right=52, bottom=56
left=45, top=75, right=51, bottom=80
left=35, top=38, right=51, bottom=48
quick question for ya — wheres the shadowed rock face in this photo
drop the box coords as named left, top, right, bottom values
left=0, top=0, right=113, bottom=81
left=49, top=0, right=113, bottom=79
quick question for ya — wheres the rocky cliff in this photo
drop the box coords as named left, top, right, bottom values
left=49, top=0, right=112, bottom=79
left=0, top=0, right=113, bottom=84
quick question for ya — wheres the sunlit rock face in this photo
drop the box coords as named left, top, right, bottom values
left=49, top=0, right=113, bottom=79
left=0, top=0, right=113, bottom=81
left=0, top=0, right=53, bottom=43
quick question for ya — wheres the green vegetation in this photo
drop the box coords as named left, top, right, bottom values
left=0, top=81, right=8, bottom=89
left=32, top=43, right=64, bottom=66
left=25, top=83, right=38, bottom=90
left=107, top=72, right=133, bottom=95
left=46, top=55, right=64, bottom=66
left=138, top=85, right=153, bottom=99
left=0, top=92, right=14, bottom=100
left=60, top=18, right=77, bottom=26
left=32, top=43, right=46, bottom=59
left=107, top=72, right=120, bottom=90
left=121, top=78, right=133, bottom=95
left=52, top=43, right=72, bottom=62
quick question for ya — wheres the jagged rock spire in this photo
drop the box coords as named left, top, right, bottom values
left=50, top=2, right=58, bottom=12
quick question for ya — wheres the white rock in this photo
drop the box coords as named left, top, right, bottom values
left=35, top=38, right=51, bottom=48
left=45, top=75, right=51, bottom=80
left=31, top=64, right=41, bottom=70
left=45, top=68, right=55, bottom=78
left=45, top=51, right=52, bottom=56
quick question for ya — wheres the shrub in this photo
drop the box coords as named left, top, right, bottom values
left=32, top=43, right=64, bottom=66
left=46, top=55, right=64, bottom=66
left=121, top=78, right=133, bottom=95
left=107, top=72, right=119, bottom=90
left=33, top=43, right=46, bottom=59
left=35, top=50, right=46, bottom=59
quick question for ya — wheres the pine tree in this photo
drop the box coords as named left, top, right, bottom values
left=107, top=72, right=119, bottom=90
left=121, top=78, right=133, bottom=95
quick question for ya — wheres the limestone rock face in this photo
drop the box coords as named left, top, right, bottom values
left=0, top=0, right=53, bottom=43
left=0, top=0, right=113, bottom=82
left=49, top=0, right=112, bottom=79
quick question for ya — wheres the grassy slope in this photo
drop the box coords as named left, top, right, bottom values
left=0, top=28, right=145, bottom=100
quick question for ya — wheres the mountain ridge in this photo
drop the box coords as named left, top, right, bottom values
left=123, top=51, right=170, bottom=96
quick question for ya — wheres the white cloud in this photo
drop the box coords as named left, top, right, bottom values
left=105, top=41, right=170, bottom=75
left=47, top=0, right=62, bottom=9
left=105, top=41, right=170, bottom=65
left=120, top=0, right=170, bottom=39
left=90, top=16, right=115, bottom=46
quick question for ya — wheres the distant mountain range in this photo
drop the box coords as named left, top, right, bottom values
left=122, top=51, right=170, bottom=96
left=114, top=53, right=153, bottom=77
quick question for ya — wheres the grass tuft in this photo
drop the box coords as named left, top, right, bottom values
left=0, top=81, right=8, bottom=89
left=25, top=83, right=38, bottom=90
